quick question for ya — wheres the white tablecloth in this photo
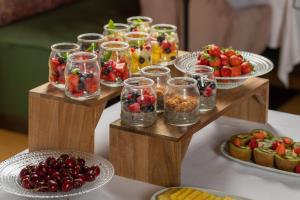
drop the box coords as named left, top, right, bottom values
left=1, top=103, right=300, bottom=199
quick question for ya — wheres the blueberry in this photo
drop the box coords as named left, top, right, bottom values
left=138, top=57, right=145, bottom=64
left=78, top=78, right=85, bottom=90
left=164, top=48, right=171, bottom=54
left=157, top=36, right=165, bottom=43
left=147, top=105, right=155, bottom=112
left=58, top=57, right=65, bottom=64
left=86, top=73, right=94, bottom=78
left=210, top=83, right=216, bottom=89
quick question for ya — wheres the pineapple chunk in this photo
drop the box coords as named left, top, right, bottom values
left=158, top=188, right=179, bottom=200
left=184, top=191, right=203, bottom=200
left=170, top=188, right=188, bottom=200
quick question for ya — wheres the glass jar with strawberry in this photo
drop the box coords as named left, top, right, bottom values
left=141, top=66, right=171, bottom=113
left=125, top=32, right=151, bottom=75
left=127, top=16, right=153, bottom=33
left=49, top=43, right=80, bottom=89
left=185, top=66, right=216, bottom=112
left=150, top=24, right=179, bottom=65
left=65, top=52, right=100, bottom=101
left=121, top=77, right=157, bottom=127
left=77, top=33, right=105, bottom=57
left=103, top=20, right=130, bottom=41
left=100, top=41, right=130, bottom=87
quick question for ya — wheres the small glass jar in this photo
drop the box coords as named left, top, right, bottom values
left=164, top=77, right=200, bottom=126
left=121, top=77, right=157, bottom=127
left=127, top=16, right=153, bottom=33
left=103, top=23, right=130, bottom=41
left=185, top=66, right=217, bottom=112
left=150, top=24, right=179, bottom=65
left=141, top=66, right=171, bottom=113
left=77, top=33, right=105, bottom=56
left=65, top=52, right=100, bottom=101
left=49, top=42, right=80, bottom=89
left=99, top=41, right=130, bottom=87
left=125, top=32, right=152, bottom=75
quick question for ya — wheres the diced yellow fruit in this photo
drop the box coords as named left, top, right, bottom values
left=170, top=189, right=188, bottom=200
left=152, top=43, right=162, bottom=53
left=194, top=192, right=210, bottom=200
left=158, top=188, right=179, bottom=200
left=185, top=191, right=203, bottom=200
left=178, top=189, right=193, bottom=200
left=151, top=52, right=161, bottom=64
left=223, top=197, right=234, bottom=200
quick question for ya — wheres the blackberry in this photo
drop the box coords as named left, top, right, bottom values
left=164, top=48, right=171, bottom=54
left=170, top=56, right=176, bottom=60
left=147, top=105, right=155, bottom=112
left=157, top=36, right=165, bottom=43
left=58, top=57, right=65, bottom=64
left=138, top=56, right=145, bottom=64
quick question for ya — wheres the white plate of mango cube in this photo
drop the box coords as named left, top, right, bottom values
left=151, top=187, right=252, bottom=200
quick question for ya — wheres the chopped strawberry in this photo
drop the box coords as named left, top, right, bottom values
left=283, top=137, right=292, bottom=144
left=252, top=131, right=266, bottom=139
left=220, top=66, right=232, bottom=77
left=276, top=143, right=286, bottom=156
left=206, top=44, right=221, bottom=57
left=203, top=87, right=213, bottom=97
left=271, top=141, right=279, bottom=150
left=161, top=41, right=171, bottom=50
left=209, top=57, right=221, bottom=67
left=294, top=147, right=300, bottom=155
left=58, top=76, right=65, bottom=84
left=295, top=165, right=300, bottom=173
left=128, top=103, right=140, bottom=113
left=73, top=90, right=84, bottom=97
left=231, top=66, right=242, bottom=76
left=51, top=57, right=60, bottom=67
left=137, top=95, right=156, bottom=105
left=224, top=49, right=236, bottom=57
left=249, top=139, right=258, bottom=149
left=107, top=72, right=116, bottom=82
left=213, top=69, right=220, bottom=77
left=85, top=77, right=98, bottom=94
left=232, top=138, right=241, bottom=147
left=241, top=61, right=253, bottom=74
left=229, top=55, right=243, bottom=66
left=220, top=54, right=229, bottom=66
left=67, top=74, right=79, bottom=92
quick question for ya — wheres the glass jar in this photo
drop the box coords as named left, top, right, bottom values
left=49, top=42, right=80, bottom=89
left=103, top=23, right=130, bottom=41
left=65, top=52, right=100, bottom=101
left=150, top=24, right=179, bottom=65
left=185, top=66, right=217, bottom=112
left=127, top=16, right=153, bottom=33
left=164, top=77, right=200, bottom=126
left=141, top=66, right=171, bottom=113
left=77, top=33, right=105, bottom=56
left=100, top=41, right=130, bottom=87
left=121, top=77, right=157, bottom=127
left=125, top=32, right=152, bottom=75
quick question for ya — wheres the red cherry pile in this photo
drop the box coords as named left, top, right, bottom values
left=19, top=154, right=100, bottom=192
left=101, top=60, right=129, bottom=83
left=197, top=44, right=254, bottom=77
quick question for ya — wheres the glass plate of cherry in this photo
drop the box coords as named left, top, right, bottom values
left=0, top=150, right=114, bottom=198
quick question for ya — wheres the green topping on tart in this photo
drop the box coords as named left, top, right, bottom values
left=257, top=147, right=275, bottom=154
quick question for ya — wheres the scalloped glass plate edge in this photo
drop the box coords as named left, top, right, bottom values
left=220, top=142, right=300, bottom=177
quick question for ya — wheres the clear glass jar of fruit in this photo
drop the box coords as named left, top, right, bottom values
left=77, top=33, right=105, bottom=56
left=65, top=52, right=100, bottom=101
left=121, top=77, right=157, bottom=127
left=49, top=42, right=80, bottom=89
left=150, top=24, right=179, bottom=65
left=100, top=41, right=130, bottom=87
left=125, top=32, right=152, bottom=75
left=103, top=21, right=130, bottom=41
left=186, top=65, right=217, bottom=112
left=164, top=77, right=200, bottom=126
left=127, top=16, right=153, bottom=33
left=141, top=66, right=171, bottom=113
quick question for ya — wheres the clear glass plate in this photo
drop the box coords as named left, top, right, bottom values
left=0, top=150, right=114, bottom=199
left=174, top=51, right=273, bottom=89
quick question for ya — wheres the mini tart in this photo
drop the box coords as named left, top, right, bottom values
left=230, top=133, right=252, bottom=146
left=275, top=150, right=300, bottom=172
left=251, top=129, right=273, bottom=140
left=253, top=147, right=276, bottom=168
left=277, top=137, right=294, bottom=148
left=228, top=142, right=252, bottom=161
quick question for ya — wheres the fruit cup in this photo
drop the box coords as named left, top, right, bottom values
left=185, top=65, right=217, bottom=112
left=125, top=32, right=152, bottom=75
left=49, top=43, right=80, bottom=89
left=150, top=24, right=179, bottom=65
left=100, top=41, right=130, bottom=87
left=141, top=66, right=171, bottom=113
left=127, top=16, right=153, bottom=33
left=77, top=33, right=105, bottom=57
left=121, top=77, right=157, bottom=127
left=103, top=23, right=130, bottom=41
left=65, top=52, right=100, bottom=101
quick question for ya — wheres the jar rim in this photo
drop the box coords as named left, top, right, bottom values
left=141, top=65, right=170, bottom=77
left=124, top=77, right=154, bottom=89
left=101, top=41, right=129, bottom=51
left=167, top=77, right=197, bottom=88
left=127, top=16, right=153, bottom=24
left=77, top=33, right=105, bottom=43
left=51, top=42, right=80, bottom=52
left=187, top=65, right=214, bottom=75
left=68, top=51, right=98, bottom=63
left=103, top=23, right=130, bottom=32
left=151, top=24, right=177, bottom=32
left=125, top=31, right=150, bottom=41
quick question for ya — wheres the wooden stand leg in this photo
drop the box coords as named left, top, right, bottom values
left=29, top=93, right=106, bottom=153
left=224, top=83, right=269, bottom=123
left=109, top=128, right=192, bottom=187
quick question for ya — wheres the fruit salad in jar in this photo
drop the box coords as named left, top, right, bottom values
left=65, top=52, right=100, bottom=101
left=125, top=32, right=151, bottom=75
left=103, top=19, right=130, bottom=41
left=127, top=16, right=153, bottom=33
left=77, top=33, right=105, bottom=57
left=49, top=43, right=80, bottom=89
left=121, top=77, right=157, bottom=127
left=100, top=41, right=130, bottom=87
left=150, top=24, right=179, bottom=65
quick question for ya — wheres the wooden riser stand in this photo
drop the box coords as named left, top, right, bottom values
left=109, top=77, right=269, bottom=187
